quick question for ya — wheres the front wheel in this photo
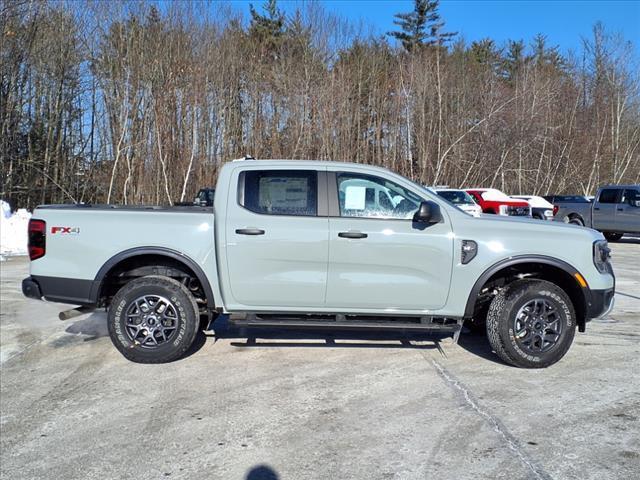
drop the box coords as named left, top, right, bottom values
left=107, top=275, right=200, bottom=363
left=603, top=232, right=623, bottom=242
left=486, top=279, right=576, bottom=368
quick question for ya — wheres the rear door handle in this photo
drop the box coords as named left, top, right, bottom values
left=338, top=231, right=368, bottom=239
left=594, top=207, right=600, bottom=211
left=235, top=228, right=265, bottom=235
left=617, top=208, right=624, bottom=211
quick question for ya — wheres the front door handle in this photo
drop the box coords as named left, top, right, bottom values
left=236, top=228, right=265, bottom=235
left=338, top=231, right=368, bottom=239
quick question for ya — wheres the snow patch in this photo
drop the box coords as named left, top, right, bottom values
left=0, top=200, right=31, bottom=258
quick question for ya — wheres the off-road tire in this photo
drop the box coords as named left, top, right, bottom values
left=108, top=275, right=200, bottom=363
left=486, top=279, right=576, bottom=368
left=603, top=232, right=623, bottom=242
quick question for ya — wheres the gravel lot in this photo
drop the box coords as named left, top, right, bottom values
left=1, top=240, right=639, bottom=480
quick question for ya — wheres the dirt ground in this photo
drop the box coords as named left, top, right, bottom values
left=1, top=239, right=638, bottom=480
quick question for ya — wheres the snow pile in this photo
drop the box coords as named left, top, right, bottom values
left=1, top=200, right=31, bottom=259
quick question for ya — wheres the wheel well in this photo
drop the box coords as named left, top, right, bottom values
left=468, top=262, right=587, bottom=331
left=97, top=254, right=209, bottom=311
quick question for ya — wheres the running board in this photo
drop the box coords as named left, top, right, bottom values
left=228, top=314, right=463, bottom=338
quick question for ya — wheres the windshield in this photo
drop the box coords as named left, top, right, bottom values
left=437, top=190, right=475, bottom=205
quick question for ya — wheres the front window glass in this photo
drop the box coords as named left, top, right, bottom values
left=337, top=173, right=422, bottom=219
left=622, top=188, right=639, bottom=205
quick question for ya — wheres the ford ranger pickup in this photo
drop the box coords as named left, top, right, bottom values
left=23, top=159, right=615, bottom=368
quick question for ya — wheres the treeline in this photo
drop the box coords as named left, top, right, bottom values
left=1, top=0, right=639, bottom=209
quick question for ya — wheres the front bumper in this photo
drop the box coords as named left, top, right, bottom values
left=586, top=288, right=615, bottom=319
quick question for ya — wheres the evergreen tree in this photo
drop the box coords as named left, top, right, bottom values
left=387, top=0, right=456, bottom=52
left=502, top=39, right=529, bottom=81
left=249, top=0, right=285, bottom=57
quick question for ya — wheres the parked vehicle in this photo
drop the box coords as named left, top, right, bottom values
left=175, top=187, right=215, bottom=207
left=23, top=159, right=614, bottom=368
left=434, top=189, right=482, bottom=217
left=512, top=195, right=554, bottom=220
left=465, top=188, right=531, bottom=217
left=546, top=185, right=640, bottom=241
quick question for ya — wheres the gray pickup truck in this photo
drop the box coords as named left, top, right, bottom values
left=22, top=159, right=615, bottom=368
left=545, top=185, right=640, bottom=241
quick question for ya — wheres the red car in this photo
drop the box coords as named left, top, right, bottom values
left=465, top=188, right=532, bottom=217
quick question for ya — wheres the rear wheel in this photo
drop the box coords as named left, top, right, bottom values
left=107, top=275, right=200, bottom=363
left=486, top=279, right=576, bottom=368
left=567, top=216, right=584, bottom=226
left=603, top=232, right=623, bottom=242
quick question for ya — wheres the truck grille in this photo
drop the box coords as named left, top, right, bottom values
left=508, top=206, right=530, bottom=216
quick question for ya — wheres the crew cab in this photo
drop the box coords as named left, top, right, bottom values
left=23, top=160, right=615, bottom=368
left=466, top=188, right=531, bottom=217
left=546, top=185, right=640, bottom=241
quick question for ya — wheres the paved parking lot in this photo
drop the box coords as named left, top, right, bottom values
left=1, top=239, right=639, bottom=480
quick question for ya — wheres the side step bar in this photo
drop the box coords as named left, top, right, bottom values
left=228, top=314, right=463, bottom=341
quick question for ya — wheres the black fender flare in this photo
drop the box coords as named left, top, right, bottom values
left=90, top=247, right=215, bottom=308
left=463, top=254, right=589, bottom=318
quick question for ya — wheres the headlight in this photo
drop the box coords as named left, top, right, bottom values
left=499, top=205, right=508, bottom=215
left=593, top=240, right=611, bottom=273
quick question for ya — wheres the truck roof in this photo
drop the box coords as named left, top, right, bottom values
left=226, top=158, right=394, bottom=174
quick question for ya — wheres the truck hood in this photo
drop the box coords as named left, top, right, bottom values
left=461, top=211, right=602, bottom=241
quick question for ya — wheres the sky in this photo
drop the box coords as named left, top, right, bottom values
left=230, top=0, right=640, bottom=55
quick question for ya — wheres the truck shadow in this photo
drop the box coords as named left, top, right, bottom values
left=209, top=315, right=452, bottom=352
left=61, top=313, right=506, bottom=365
left=617, top=237, right=640, bottom=244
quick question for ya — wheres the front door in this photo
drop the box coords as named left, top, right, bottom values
left=225, top=168, right=329, bottom=308
left=593, top=188, right=620, bottom=231
left=617, top=187, right=640, bottom=232
left=326, top=170, right=454, bottom=312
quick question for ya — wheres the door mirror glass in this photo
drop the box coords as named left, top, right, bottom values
left=413, top=201, right=440, bottom=223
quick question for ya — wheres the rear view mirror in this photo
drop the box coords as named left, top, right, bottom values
left=413, top=201, right=441, bottom=224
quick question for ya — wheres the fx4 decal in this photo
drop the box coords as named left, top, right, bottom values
left=51, top=226, right=80, bottom=235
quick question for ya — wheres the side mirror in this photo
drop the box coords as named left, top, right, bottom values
left=633, top=200, right=640, bottom=207
left=413, top=201, right=440, bottom=223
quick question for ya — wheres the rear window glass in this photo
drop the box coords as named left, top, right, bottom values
left=241, top=170, right=317, bottom=216
left=598, top=189, right=619, bottom=204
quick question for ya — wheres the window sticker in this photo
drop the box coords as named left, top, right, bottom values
left=344, top=186, right=366, bottom=210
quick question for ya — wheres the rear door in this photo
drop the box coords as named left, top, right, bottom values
left=325, top=169, right=454, bottom=312
left=593, top=188, right=620, bottom=231
left=617, top=187, right=640, bottom=233
left=224, top=167, right=329, bottom=308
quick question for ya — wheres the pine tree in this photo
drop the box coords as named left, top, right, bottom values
left=249, top=0, right=285, bottom=58
left=387, top=0, right=456, bottom=52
